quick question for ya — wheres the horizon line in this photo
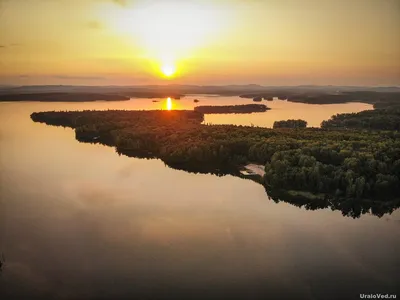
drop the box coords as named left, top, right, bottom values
left=1, top=84, right=400, bottom=88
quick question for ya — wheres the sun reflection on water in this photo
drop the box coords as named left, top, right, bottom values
left=166, top=97, right=172, bottom=111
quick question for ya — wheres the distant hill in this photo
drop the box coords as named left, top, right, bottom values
left=1, top=84, right=399, bottom=95
left=0, top=92, right=129, bottom=102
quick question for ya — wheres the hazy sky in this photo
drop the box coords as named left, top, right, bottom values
left=0, top=0, right=399, bottom=86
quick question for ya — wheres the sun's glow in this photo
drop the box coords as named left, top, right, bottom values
left=166, top=97, right=172, bottom=111
left=103, top=1, right=229, bottom=78
left=162, top=64, right=176, bottom=77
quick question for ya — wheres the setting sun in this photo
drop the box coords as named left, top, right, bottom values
left=99, top=1, right=229, bottom=80
left=162, top=64, right=176, bottom=77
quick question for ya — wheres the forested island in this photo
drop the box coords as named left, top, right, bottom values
left=194, top=104, right=269, bottom=114
left=31, top=108, right=400, bottom=218
left=273, top=119, right=307, bottom=128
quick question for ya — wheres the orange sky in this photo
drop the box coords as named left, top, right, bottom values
left=0, top=0, right=399, bottom=86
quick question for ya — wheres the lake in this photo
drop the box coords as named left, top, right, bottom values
left=0, top=98, right=399, bottom=300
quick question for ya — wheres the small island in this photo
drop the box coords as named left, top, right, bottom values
left=273, top=119, right=307, bottom=129
left=194, top=104, right=269, bottom=114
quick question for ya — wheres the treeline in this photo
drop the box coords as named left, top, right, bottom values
left=273, top=119, right=307, bottom=129
left=321, top=106, right=400, bottom=130
left=194, top=104, right=269, bottom=114
left=240, top=91, right=400, bottom=105
left=240, top=93, right=287, bottom=100
left=289, top=91, right=400, bottom=105
left=31, top=110, right=400, bottom=217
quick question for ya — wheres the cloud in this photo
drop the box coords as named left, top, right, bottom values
left=0, top=45, right=5, bottom=48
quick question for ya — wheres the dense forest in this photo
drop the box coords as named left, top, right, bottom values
left=31, top=109, right=400, bottom=218
left=273, top=119, right=307, bottom=129
left=194, top=104, right=269, bottom=114
left=321, top=105, right=400, bottom=130
left=373, top=102, right=400, bottom=109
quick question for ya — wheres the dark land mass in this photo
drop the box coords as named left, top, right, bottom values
left=194, top=104, right=269, bottom=114
left=373, top=101, right=400, bottom=109
left=3, top=84, right=399, bottom=94
left=273, top=119, right=307, bottom=128
left=0, top=91, right=183, bottom=102
left=0, top=93, right=129, bottom=102
left=241, top=91, right=400, bottom=105
left=31, top=108, right=400, bottom=218
left=288, top=91, right=400, bottom=104
left=1, top=84, right=399, bottom=104
left=322, top=105, right=400, bottom=130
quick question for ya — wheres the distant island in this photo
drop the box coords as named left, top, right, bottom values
left=194, top=104, right=269, bottom=114
left=240, top=91, right=400, bottom=105
left=287, top=91, right=400, bottom=104
left=31, top=105, right=400, bottom=218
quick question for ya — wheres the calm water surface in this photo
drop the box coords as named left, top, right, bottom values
left=0, top=99, right=399, bottom=300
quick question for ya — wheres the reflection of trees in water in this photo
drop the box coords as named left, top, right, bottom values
left=266, top=188, right=400, bottom=219
left=114, top=150, right=400, bottom=219
left=60, top=142, right=400, bottom=218
left=107, top=147, right=400, bottom=218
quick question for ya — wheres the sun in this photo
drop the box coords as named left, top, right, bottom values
left=161, top=64, right=176, bottom=77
